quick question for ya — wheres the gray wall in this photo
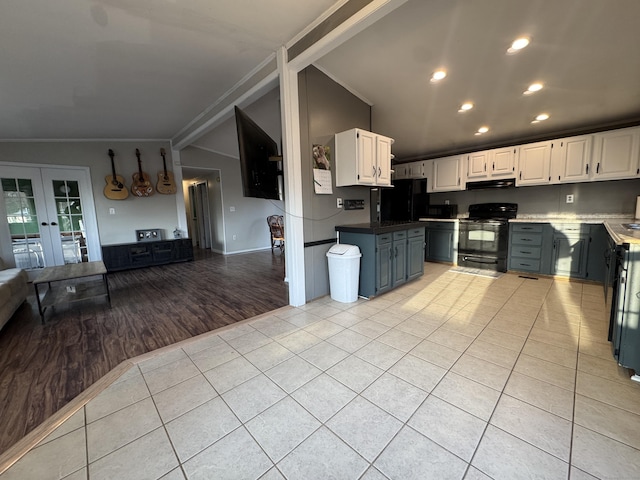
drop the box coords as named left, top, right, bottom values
left=430, top=178, right=640, bottom=216
left=0, top=141, right=178, bottom=245
left=180, top=146, right=283, bottom=253
left=299, top=66, right=374, bottom=301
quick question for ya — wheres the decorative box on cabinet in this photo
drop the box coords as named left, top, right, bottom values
left=335, top=128, right=394, bottom=187
left=102, top=238, right=194, bottom=272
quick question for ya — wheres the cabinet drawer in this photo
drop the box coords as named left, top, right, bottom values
left=511, top=233, right=543, bottom=246
left=393, top=231, right=407, bottom=241
left=510, top=246, right=541, bottom=259
left=512, top=224, right=544, bottom=233
left=377, top=233, right=392, bottom=245
left=408, top=227, right=425, bottom=238
left=510, top=258, right=541, bottom=272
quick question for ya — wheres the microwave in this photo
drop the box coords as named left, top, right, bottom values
left=425, top=204, right=458, bottom=219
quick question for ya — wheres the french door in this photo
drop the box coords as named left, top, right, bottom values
left=1, top=165, right=101, bottom=277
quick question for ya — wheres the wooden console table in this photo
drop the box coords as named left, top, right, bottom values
left=33, top=261, right=111, bottom=323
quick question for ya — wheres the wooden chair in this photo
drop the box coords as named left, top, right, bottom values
left=267, top=215, right=285, bottom=253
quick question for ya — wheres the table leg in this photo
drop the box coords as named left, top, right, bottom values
left=34, top=283, right=44, bottom=324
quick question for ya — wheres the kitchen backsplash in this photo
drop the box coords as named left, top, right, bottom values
left=430, top=178, right=640, bottom=216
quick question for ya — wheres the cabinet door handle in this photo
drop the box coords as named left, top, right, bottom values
left=373, top=166, right=377, bottom=177
left=41, top=222, right=49, bottom=226
left=519, top=171, right=522, bottom=180
left=378, top=166, right=382, bottom=177
left=586, top=164, right=589, bottom=174
left=395, top=246, right=398, bottom=258
left=51, top=222, right=58, bottom=226
left=596, top=162, right=600, bottom=174
left=484, top=163, right=487, bottom=172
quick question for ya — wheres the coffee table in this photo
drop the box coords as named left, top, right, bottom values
left=33, top=261, right=111, bottom=323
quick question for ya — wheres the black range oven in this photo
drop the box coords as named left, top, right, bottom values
left=457, top=203, right=518, bottom=272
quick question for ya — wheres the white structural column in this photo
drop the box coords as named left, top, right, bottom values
left=277, top=46, right=306, bottom=306
left=170, top=148, right=189, bottom=238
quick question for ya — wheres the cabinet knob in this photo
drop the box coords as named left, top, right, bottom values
left=41, top=222, right=48, bottom=226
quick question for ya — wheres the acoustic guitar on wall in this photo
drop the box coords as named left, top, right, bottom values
left=156, top=148, right=177, bottom=194
left=131, top=148, right=154, bottom=197
left=104, top=149, right=129, bottom=200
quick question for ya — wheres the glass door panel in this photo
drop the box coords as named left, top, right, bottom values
left=1, top=165, right=100, bottom=273
left=1, top=168, right=55, bottom=270
left=41, top=168, right=100, bottom=265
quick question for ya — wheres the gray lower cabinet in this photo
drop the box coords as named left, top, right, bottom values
left=341, top=227, right=425, bottom=298
left=407, top=227, right=426, bottom=280
left=508, top=222, right=608, bottom=282
left=425, top=222, right=456, bottom=263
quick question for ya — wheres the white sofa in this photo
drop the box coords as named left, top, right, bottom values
left=0, top=257, right=29, bottom=331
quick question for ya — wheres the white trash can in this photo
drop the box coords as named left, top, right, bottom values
left=326, top=244, right=362, bottom=303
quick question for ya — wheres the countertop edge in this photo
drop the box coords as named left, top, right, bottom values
left=336, top=222, right=425, bottom=234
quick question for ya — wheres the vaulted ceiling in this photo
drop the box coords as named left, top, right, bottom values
left=3, top=0, right=640, bottom=162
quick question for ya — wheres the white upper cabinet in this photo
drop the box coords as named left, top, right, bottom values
left=406, top=161, right=424, bottom=178
left=430, top=155, right=465, bottom=192
left=466, top=151, right=489, bottom=179
left=492, top=147, right=517, bottom=178
left=550, top=135, right=592, bottom=184
left=516, top=141, right=552, bottom=186
left=466, top=147, right=516, bottom=182
left=335, top=128, right=394, bottom=186
left=393, top=163, right=409, bottom=180
left=591, top=126, right=640, bottom=181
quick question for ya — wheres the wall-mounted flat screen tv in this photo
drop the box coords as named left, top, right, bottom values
left=234, top=105, right=283, bottom=200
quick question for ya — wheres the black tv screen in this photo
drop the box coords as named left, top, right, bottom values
left=234, top=105, right=282, bottom=200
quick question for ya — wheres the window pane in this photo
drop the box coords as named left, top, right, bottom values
left=17, top=179, right=34, bottom=196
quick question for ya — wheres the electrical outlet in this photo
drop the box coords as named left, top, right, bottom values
left=337, top=198, right=343, bottom=208
left=232, top=234, right=237, bottom=240
left=566, top=194, right=574, bottom=204
left=109, top=208, right=115, bottom=215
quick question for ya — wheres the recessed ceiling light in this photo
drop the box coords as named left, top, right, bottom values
left=431, top=70, right=447, bottom=83
left=532, top=113, right=550, bottom=124
left=458, top=102, right=474, bottom=112
left=507, top=36, right=530, bottom=54
left=475, top=126, right=489, bottom=135
left=523, top=83, right=544, bottom=95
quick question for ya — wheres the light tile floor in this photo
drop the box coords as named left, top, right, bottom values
left=3, top=263, right=640, bottom=479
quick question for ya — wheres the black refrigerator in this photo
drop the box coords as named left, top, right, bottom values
left=371, top=179, right=429, bottom=223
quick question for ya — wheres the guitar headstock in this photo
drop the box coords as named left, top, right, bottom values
left=160, top=147, right=166, bottom=158
left=108, top=149, right=115, bottom=160
left=135, top=148, right=141, bottom=160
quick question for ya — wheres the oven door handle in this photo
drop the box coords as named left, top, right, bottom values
left=462, top=256, right=499, bottom=265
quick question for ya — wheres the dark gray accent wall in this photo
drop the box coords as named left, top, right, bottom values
left=299, top=66, right=373, bottom=300
left=430, top=178, right=640, bottom=216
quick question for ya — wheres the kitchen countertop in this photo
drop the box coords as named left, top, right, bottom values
left=335, top=221, right=425, bottom=234
left=510, top=214, right=640, bottom=245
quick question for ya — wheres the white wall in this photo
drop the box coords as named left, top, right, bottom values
left=0, top=141, right=180, bottom=245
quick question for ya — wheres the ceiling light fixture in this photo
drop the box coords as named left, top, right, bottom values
left=531, top=113, right=550, bottom=124
left=507, top=36, right=530, bottom=54
left=475, top=126, right=489, bottom=135
left=431, top=69, right=447, bottom=83
left=523, top=83, right=544, bottom=95
left=458, top=102, right=474, bottom=112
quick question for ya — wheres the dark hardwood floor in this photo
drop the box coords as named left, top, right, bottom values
left=0, top=248, right=287, bottom=454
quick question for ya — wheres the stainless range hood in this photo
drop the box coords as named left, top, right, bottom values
left=466, top=178, right=516, bottom=190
